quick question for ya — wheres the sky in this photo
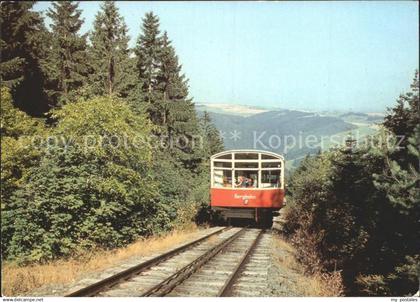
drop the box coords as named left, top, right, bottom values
left=34, top=1, right=419, bottom=112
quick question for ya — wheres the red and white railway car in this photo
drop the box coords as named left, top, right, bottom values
left=210, top=150, right=285, bottom=224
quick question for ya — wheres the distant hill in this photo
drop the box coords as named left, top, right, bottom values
left=195, top=103, right=269, bottom=117
left=196, top=103, right=383, bottom=170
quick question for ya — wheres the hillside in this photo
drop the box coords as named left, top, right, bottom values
left=196, top=103, right=383, bottom=170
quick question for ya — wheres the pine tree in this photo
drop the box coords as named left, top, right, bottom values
left=88, top=1, right=135, bottom=98
left=383, top=70, right=419, bottom=168
left=134, top=13, right=202, bottom=169
left=158, top=32, right=207, bottom=170
left=45, top=1, right=88, bottom=105
left=157, top=32, right=186, bottom=127
left=373, top=79, right=420, bottom=294
left=157, top=33, right=196, bottom=137
left=0, top=1, right=50, bottom=116
left=134, top=12, right=163, bottom=122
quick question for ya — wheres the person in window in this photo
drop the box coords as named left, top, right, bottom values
left=244, top=177, right=249, bottom=187
left=236, top=176, right=248, bottom=187
left=235, top=176, right=244, bottom=187
left=247, top=177, right=254, bottom=188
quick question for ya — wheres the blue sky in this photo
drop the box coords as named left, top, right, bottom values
left=34, top=1, right=419, bottom=112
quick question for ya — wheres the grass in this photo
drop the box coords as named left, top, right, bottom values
left=273, top=236, right=344, bottom=297
left=2, top=224, right=200, bottom=296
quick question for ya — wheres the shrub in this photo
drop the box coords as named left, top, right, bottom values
left=285, top=141, right=419, bottom=295
left=2, top=96, right=173, bottom=263
left=355, top=274, right=390, bottom=296
left=1, top=87, right=45, bottom=256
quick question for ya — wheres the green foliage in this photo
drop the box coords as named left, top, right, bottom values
left=1, top=87, right=44, bottom=203
left=133, top=12, right=211, bottom=175
left=383, top=70, right=419, bottom=169
left=45, top=1, right=88, bottom=105
left=0, top=1, right=50, bottom=116
left=1, top=87, right=46, bottom=257
left=150, top=153, right=191, bottom=220
left=200, top=111, right=224, bottom=157
left=285, top=71, right=420, bottom=296
left=50, top=96, right=154, bottom=165
left=0, top=87, right=44, bottom=138
left=284, top=153, right=334, bottom=272
left=2, top=96, right=174, bottom=263
left=374, top=128, right=420, bottom=214
left=1, top=7, right=223, bottom=265
left=134, top=11, right=162, bottom=113
left=87, top=1, right=136, bottom=99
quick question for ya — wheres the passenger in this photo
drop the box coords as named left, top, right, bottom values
left=248, top=178, right=254, bottom=188
left=235, top=176, right=244, bottom=187
left=244, top=177, right=249, bottom=187
left=241, top=176, right=248, bottom=188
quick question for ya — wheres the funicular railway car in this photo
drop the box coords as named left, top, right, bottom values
left=210, top=150, right=285, bottom=225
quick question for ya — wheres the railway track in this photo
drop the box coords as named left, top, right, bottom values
left=66, top=226, right=271, bottom=297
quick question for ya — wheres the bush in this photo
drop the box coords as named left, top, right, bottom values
left=1, top=87, right=46, bottom=256
left=283, top=153, right=333, bottom=272
left=355, top=274, right=390, bottom=296
left=2, top=96, right=174, bottom=263
left=285, top=141, right=419, bottom=295
left=285, top=71, right=420, bottom=296
left=1, top=87, right=44, bottom=202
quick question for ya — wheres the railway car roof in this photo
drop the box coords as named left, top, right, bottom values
left=211, top=149, right=284, bottom=160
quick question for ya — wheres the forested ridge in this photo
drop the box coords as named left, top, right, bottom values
left=1, top=1, right=223, bottom=263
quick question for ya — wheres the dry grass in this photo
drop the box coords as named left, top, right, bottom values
left=273, top=236, right=344, bottom=297
left=2, top=223, right=200, bottom=296
left=299, top=271, right=344, bottom=297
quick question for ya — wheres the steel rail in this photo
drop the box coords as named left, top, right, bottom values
left=65, top=226, right=229, bottom=297
left=141, top=227, right=247, bottom=297
left=218, top=229, right=265, bottom=297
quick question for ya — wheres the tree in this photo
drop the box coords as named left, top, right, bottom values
left=2, top=96, right=172, bottom=262
left=45, top=1, right=88, bottom=105
left=372, top=72, right=420, bottom=294
left=1, top=87, right=45, bottom=256
left=383, top=70, right=419, bottom=168
left=133, top=12, right=162, bottom=121
left=0, top=87, right=44, bottom=203
left=134, top=13, right=204, bottom=171
left=156, top=31, right=187, bottom=128
left=157, top=32, right=204, bottom=169
left=88, top=1, right=135, bottom=98
left=200, top=111, right=224, bottom=157
left=285, top=70, right=420, bottom=296
left=0, top=1, right=50, bottom=116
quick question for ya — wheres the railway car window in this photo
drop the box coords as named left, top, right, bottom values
left=261, top=154, right=277, bottom=159
left=234, top=171, right=258, bottom=188
left=261, top=170, right=281, bottom=188
left=213, top=169, right=232, bottom=187
left=235, top=162, right=258, bottom=169
left=235, top=153, right=258, bottom=160
left=216, top=153, right=232, bottom=160
left=214, top=161, right=232, bottom=168
left=262, top=161, right=282, bottom=168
